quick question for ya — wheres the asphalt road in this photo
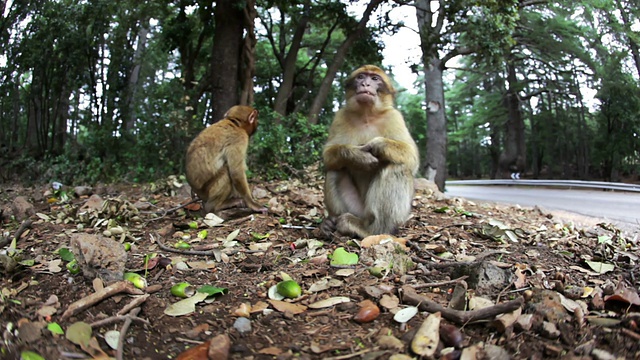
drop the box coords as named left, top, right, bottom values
left=444, top=185, right=640, bottom=232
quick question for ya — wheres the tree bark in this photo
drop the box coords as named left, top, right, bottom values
left=423, top=57, right=448, bottom=191
left=306, top=0, right=384, bottom=124
left=124, top=21, right=149, bottom=133
left=239, top=0, right=257, bottom=106
left=210, top=0, right=245, bottom=123
left=416, top=0, right=447, bottom=191
left=498, top=62, right=526, bottom=178
left=273, top=1, right=310, bottom=116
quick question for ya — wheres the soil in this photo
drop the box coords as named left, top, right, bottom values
left=1, top=173, right=639, bottom=360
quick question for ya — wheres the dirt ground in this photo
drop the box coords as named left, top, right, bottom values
left=1, top=173, right=639, bottom=360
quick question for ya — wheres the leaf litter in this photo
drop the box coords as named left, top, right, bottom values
left=0, top=175, right=639, bottom=359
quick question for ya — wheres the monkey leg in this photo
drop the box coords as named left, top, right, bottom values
left=323, top=170, right=379, bottom=238
left=324, top=170, right=366, bottom=217
left=363, top=166, right=414, bottom=235
left=200, top=174, right=237, bottom=213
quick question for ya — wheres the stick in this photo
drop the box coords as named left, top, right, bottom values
left=412, top=275, right=469, bottom=290
left=0, top=218, right=33, bottom=248
left=116, top=307, right=140, bottom=360
left=401, top=285, right=523, bottom=325
left=117, top=293, right=149, bottom=316
left=61, top=281, right=144, bottom=320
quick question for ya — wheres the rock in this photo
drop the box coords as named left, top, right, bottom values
left=74, top=186, right=93, bottom=197
left=208, top=334, right=231, bottom=360
left=483, top=344, right=510, bottom=360
left=414, top=178, right=445, bottom=200
left=80, top=194, right=105, bottom=212
left=540, top=321, right=560, bottom=339
left=525, top=289, right=569, bottom=323
left=233, top=317, right=251, bottom=335
left=452, top=261, right=510, bottom=296
left=70, top=233, right=128, bottom=283
left=12, top=196, right=35, bottom=221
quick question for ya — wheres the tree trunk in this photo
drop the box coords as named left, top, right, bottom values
left=416, top=0, right=447, bottom=191
left=273, top=1, right=310, bottom=116
left=124, top=21, right=149, bottom=133
left=307, top=0, right=383, bottom=124
left=498, top=62, right=526, bottom=178
left=210, top=0, right=245, bottom=123
left=422, top=57, right=447, bottom=191
left=239, top=0, right=257, bottom=106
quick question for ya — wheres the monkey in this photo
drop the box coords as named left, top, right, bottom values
left=321, top=65, right=419, bottom=239
left=185, top=105, right=267, bottom=215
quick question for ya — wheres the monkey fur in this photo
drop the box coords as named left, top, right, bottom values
left=322, top=65, right=419, bottom=238
left=185, top=105, right=266, bottom=214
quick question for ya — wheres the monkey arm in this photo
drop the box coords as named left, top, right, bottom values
left=323, top=144, right=379, bottom=172
left=362, top=137, right=419, bottom=173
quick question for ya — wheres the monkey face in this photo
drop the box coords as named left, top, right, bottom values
left=353, top=72, right=384, bottom=104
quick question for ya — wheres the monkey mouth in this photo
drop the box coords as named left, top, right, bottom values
left=357, top=91, right=374, bottom=96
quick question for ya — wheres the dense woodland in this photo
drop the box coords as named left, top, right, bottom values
left=0, top=0, right=638, bottom=191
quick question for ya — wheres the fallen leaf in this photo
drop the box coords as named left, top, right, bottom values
left=330, top=247, right=358, bottom=266
left=411, top=311, right=441, bottom=357
left=393, top=306, right=418, bottom=323
left=164, top=292, right=209, bottom=317
left=585, top=261, right=614, bottom=274
left=104, top=330, right=120, bottom=350
left=307, top=296, right=351, bottom=309
left=268, top=299, right=307, bottom=314
left=259, top=347, right=283, bottom=355
left=66, top=322, right=92, bottom=348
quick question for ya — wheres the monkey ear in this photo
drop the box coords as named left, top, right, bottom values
left=249, top=110, right=258, bottom=123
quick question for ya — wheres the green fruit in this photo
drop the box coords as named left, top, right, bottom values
left=276, top=280, right=302, bottom=299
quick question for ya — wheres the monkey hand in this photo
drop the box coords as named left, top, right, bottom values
left=246, top=199, right=268, bottom=214
left=319, top=216, right=337, bottom=239
left=360, top=136, right=387, bottom=157
left=351, top=149, right=380, bottom=171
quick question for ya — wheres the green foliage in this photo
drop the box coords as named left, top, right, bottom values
left=248, top=109, right=327, bottom=180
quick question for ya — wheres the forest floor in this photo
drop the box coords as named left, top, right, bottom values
left=1, top=170, right=640, bottom=360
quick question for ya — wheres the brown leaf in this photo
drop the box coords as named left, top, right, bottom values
left=268, top=299, right=307, bottom=315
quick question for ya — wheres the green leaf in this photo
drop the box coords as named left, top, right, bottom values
left=47, top=322, right=64, bottom=335
left=197, top=285, right=228, bottom=297
left=65, top=322, right=92, bottom=347
left=251, top=232, right=270, bottom=240
left=20, top=351, right=45, bottom=360
left=585, top=261, right=615, bottom=274
left=330, top=247, right=359, bottom=266
left=58, top=248, right=75, bottom=262
left=597, top=235, right=612, bottom=245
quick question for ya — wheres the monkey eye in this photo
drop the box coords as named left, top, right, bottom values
left=371, top=75, right=380, bottom=81
left=357, top=74, right=366, bottom=79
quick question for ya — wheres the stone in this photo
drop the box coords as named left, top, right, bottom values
left=70, top=233, right=128, bottom=283
left=12, top=196, right=35, bottom=221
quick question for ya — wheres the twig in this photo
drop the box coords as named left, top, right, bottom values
left=281, top=224, right=317, bottom=230
left=116, top=307, right=140, bottom=360
left=324, top=347, right=378, bottom=360
left=154, top=233, right=225, bottom=256
left=117, top=293, right=150, bottom=315
left=90, top=313, right=149, bottom=328
left=61, top=281, right=144, bottom=320
left=0, top=218, right=33, bottom=248
left=621, top=327, right=640, bottom=341
left=401, top=285, right=523, bottom=325
left=412, top=275, right=469, bottom=289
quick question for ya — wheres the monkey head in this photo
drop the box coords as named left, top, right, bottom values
left=224, top=105, right=259, bottom=136
left=345, top=65, right=396, bottom=107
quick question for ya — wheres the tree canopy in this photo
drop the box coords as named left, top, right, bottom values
left=0, top=0, right=638, bottom=186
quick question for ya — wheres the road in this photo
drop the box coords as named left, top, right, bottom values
left=444, top=185, right=640, bottom=232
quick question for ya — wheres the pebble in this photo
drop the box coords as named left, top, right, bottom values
left=233, top=317, right=252, bottom=334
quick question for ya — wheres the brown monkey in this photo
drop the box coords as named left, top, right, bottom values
left=185, top=105, right=267, bottom=214
left=321, top=65, right=419, bottom=238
